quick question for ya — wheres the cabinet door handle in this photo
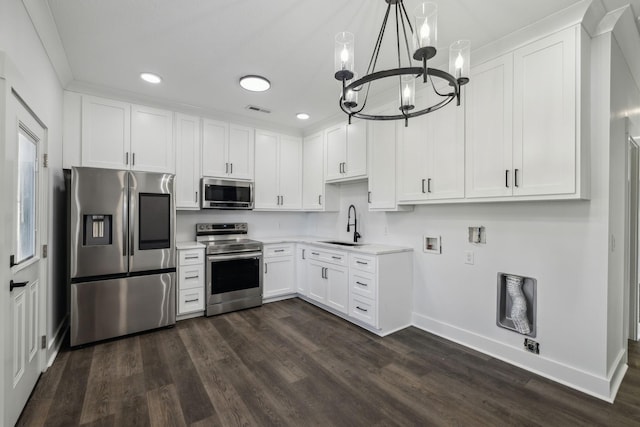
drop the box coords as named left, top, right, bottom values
left=125, top=152, right=129, bottom=165
left=318, top=194, right=322, bottom=205
left=324, top=267, right=328, bottom=279
left=427, top=178, right=432, bottom=193
left=331, top=256, right=342, bottom=260
left=132, top=153, right=136, bottom=166
left=338, top=163, right=342, bottom=174
left=421, top=179, right=426, bottom=194
left=264, top=263, right=268, bottom=274
left=195, top=191, right=198, bottom=203
left=281, top=195, right=284, bottom=205
left=514, top=169, right=520, bottom=188
left=505, top=170, right=510, bottom=188
left=302, top=249, right=306, bottom=260
left=368, top=191, right=371, bottom=203
left=355, top=281, right=368, bottom=287
left=230, top=163, right=233, bottom=174
left=185, top=275, right=199, bottom=280
left=274, top=249, right=285, bottom=253
left=356, top=260, right=368, bottom=265
left=311, top=252, right=320, bottom=256
left=320, top=267, right=325, bottom=279
left=185, top=255, right=199, bottom=260
left=225, top=162, right=228, bottom=173
left=356, top=306, right=368, bottom=313
left=185, top=298, right=200, bottom=303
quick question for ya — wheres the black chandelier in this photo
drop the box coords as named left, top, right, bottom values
left=334, top=0, right=470, bottom=127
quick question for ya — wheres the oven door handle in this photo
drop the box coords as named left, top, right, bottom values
left=207, top=252, right=263, bottom=262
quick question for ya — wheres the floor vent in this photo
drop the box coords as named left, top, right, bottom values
left=245, top=105, right=271, bottom=114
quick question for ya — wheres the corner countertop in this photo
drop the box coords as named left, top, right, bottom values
left=176, top=241, right=206, bottom=250
left=254, top=236, right=413, bottom=255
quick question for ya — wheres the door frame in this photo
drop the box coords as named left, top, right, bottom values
left=3, top=88, right=49, bottom=425
left=628, top=132, right=640, bottom=342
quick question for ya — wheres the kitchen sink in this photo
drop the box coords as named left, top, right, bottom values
left=320, top=240, right=364, bottom=247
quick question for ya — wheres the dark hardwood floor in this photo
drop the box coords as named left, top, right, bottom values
left=17, top=298, right=640, bottom=426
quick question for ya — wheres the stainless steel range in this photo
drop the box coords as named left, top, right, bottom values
left=196, top=222, right=263, bottom=316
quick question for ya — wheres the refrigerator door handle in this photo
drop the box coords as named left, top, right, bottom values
left=122, top=187, right=128, bottom=257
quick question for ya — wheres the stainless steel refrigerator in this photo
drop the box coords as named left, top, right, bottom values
left=69, top=167, right=176, bottom=346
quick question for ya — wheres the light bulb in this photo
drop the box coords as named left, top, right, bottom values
left=403, top=84, right=411, bottom=103
left=340, top=46, right=349, bottom=68
left=455, top=52, right=464, bottom=78
left=420, top=22, right=431, bottom=46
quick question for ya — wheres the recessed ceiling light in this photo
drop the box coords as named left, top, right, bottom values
left=239, top=75, right=271, bottom=92
left=296, top=113, right=310, bottom=120
left=140, top=72, right=162, bottom=84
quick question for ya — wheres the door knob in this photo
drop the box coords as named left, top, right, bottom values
left=10, top=280, right=28, bottom=292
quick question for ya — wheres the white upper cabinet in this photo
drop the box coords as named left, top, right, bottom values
left=175, top=114, right=201, bottom=209
left=201, top=119, right=228, bottom=178
left=325, top=120, right=367, bottom=182
left=302, top=132, right=338, bottom=211
left=202, top=120, right=254, bottom=180
left=80, top=95, right=174, bottom=173
left=131, top=104, right=175, bottom=173
left=254, top=130, right=302, bottom=210
left=81, top=96, right=131, bottom=170
left=465, top=54, right=514, bottom=198
left=512, top=27, right=577, bottom=196
left=397, top=90, right=465, bottom=203
left=466, top=26, right=583, bottom=200
left=368, top=103, right=411, bottom=211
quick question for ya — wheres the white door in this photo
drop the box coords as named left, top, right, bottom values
left=368, top=105, right=398, bottom=209
left=345, top=120, right=367, bottom=178
left=397, top=99, right=429, bottom=202
left=302, top=133, right=324, bottom=210
left=130, top=104, right=175, bottom=173
left=326, top=264, right=348, bottom=314
left=228, top=124, right=254, bottom=180
left=201, top=119, right=229, bottom=178
left=254, top=130, right=280, bottom=209
left=325, top=124, right=346, bottom=181
left=263, top=257, right=295, bottom=299
left=175, top=113, right=201, bottom=209
left=278, top=135, right=302, bottom=210
left=307, top=261, right=327, bottom=304
left=465, top=54, right=514, bottom=198
left=81, top=95, right=130, bottom=170
left=4, top=95, right=48, bottom=427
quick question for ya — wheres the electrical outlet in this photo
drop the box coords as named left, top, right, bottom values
left=524, top=338, right=539, bottom=354
left=464, top=250, right=474, bottom=265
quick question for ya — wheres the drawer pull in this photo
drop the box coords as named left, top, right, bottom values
left=311, top=252, right=320, bottom=256
left=274, top=249, right=285, bottom=253
left=355, top=281, right=368, bottom=287
left=185, top=275, right=199, bottom=280
left=331, top=256, right=342, bottom=260
left=356, top=261, right=368, bottom=265
left=185, top=298, right=200, bottom=303
left=356, top=306, right=368, bottom=313
left=185, top=255, right=199, bottom=260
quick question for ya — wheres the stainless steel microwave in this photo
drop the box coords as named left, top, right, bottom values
left=201, top=178, right=253, bottom=209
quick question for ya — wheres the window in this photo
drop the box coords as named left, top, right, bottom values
left=16, top=128, right=38, bottom=265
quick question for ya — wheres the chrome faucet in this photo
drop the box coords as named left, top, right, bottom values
left=347, top=204, right=361, bottom=242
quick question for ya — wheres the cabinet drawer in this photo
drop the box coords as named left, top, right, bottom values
left=350, top=271, right=377, bottom=299
left=350, top=254, right=376, bottom=273
left=179, top=264, right=204, bottom=290
left=308, top=248, right=347, bottom=266
left=350, top=294, right=378, bottom=328
left=178, top=288, right=205, bottom=314
left=264, top=244, right=294, bottom=257
left=179, top=249, right=205, bottom=266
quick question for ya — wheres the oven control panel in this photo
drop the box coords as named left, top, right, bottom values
left=196, top=222, right=248, bottom=235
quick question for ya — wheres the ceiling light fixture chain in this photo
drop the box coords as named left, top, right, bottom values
left=334, top=0, right=470, bottom=127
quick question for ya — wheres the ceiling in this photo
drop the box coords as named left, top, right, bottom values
left=45, top=0, right=640, bottom=132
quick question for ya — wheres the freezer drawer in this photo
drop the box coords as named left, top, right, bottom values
left=70, top=272, right=176, bottom=346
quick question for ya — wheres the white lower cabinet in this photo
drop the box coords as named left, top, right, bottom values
left=305, top=248, right=349, bottom=314
left=177, top=245, right=206, bottom=318
left=296, top=245, right=309, bottom=296
left=263, top=244, right=296, bottom=300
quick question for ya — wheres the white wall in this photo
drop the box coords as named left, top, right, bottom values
left=608, top=34, right=640, bottom=373
left=176, top=210, right=309, bottom=242
left=0, top=0, right=65, bottom=362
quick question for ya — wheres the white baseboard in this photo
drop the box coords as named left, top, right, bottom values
left=412, top=312, right=623, bottom=403
left=46, top=315, right=68, bottom=368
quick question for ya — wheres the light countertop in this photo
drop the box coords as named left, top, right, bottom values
left=176, top=241, right=206, bottom=250
left=255, top=236, right=413, bottom=255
